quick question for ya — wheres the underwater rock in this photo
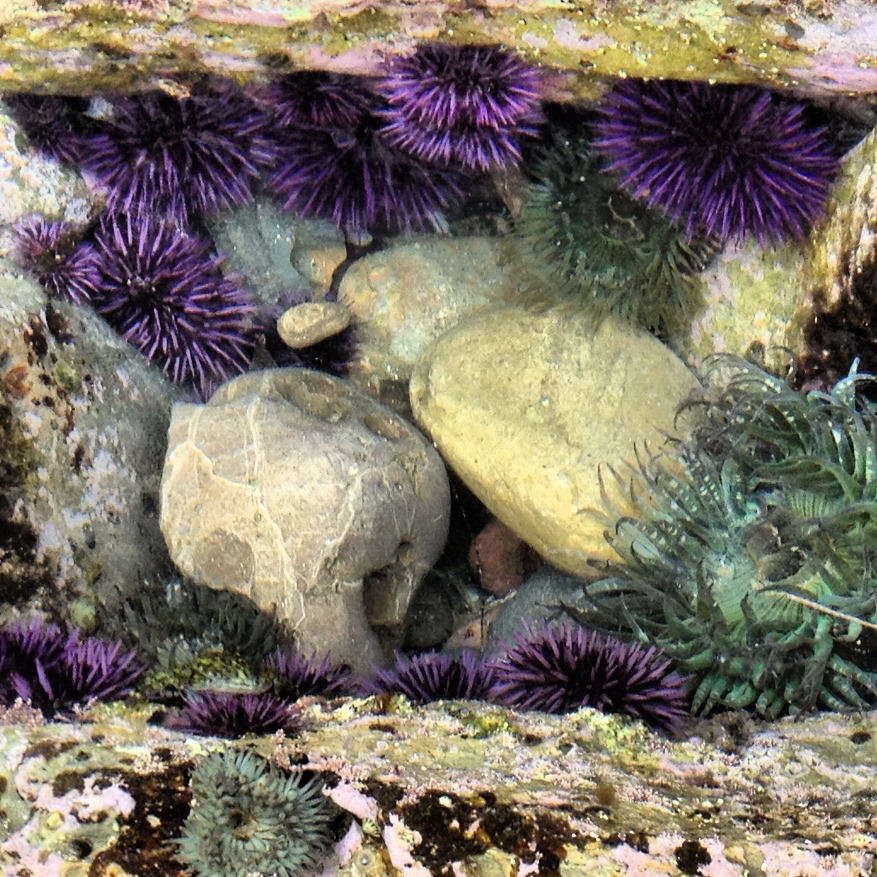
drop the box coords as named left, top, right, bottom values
left=2, top=2, right=877, bottom=100
left=484, top=565, right=590, bottom=654
left=206, top=197, right=309, bottom=302
left=683, top=238, right=807, bottom=371
left=0, top=271, right=176, bottom=622
left=410, top=304, right=699, bottom=578
left=467, top=517, right=540, bottom=598
left=340, top=236, right=514, bottom=394
left=277, top=301, right=352, bottom=349
left=1, top=700, right=876, bottom=875
left=290, top=217, right=349, bottom=290
left=798, top=126, right=877, bottom=388
left=159, top=368, right=450, bottom=672
left=0, top=102, right=94, bottom=228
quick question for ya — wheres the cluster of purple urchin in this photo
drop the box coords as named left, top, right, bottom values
left=368, top=622, right=691, bottom=736
left=8, top=44, right=542, bottom=397
left=0, top=618, right=144, bottom=719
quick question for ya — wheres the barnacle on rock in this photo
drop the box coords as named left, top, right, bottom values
left=514, top=109, right=717, bottom=341
left=579, top=355, right=877, bottom=718
left=176, top=749, right=335, bottom=877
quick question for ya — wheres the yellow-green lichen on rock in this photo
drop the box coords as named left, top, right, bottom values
left=1, top=700, right=877, bottom=875
left=2, top=1, right=877, bottom=98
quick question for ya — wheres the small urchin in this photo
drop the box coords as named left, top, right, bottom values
left=378, top=42, right=542, bottom=170
left=176, top=749, right=335, bottom=877
left=264, top=71, right=376, bottom=130
left=92, top=211, right=254, bottom=398
left=488, top=622, right=690, bottom=734
left=13, top=217, right=101, bottom=305
left=173, top=689, right=301, bottom=738
left=5, top=94, right=93, bottom=165
left=593, top=79, right=838, bottom=244
left=369, top=650, right=496, bottom=705
left=263, top=646, right=355, bottom=701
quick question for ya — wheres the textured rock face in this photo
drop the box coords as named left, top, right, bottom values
left=410, top=304, right=699, bottom=577
left=160, top=368, right=450, bottom=671
left=0, top=272, right=177, bottom=621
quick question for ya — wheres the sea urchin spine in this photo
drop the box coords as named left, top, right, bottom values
left=92, top=211, right=254, bottom=398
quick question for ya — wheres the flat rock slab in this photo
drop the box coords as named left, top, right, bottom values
left=1, top=700, right=875, bottom=875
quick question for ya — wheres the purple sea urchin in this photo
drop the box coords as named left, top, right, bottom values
left=266, top=111, right=465, bottom=233
left=379, top=43, right=542, bottom=170
left=488, top=622, right=689, bottom=734
left=92, top=212, right=254, bottom=398
left=5, top=94, right=92, bottom=164
left=174, top=689, right=301, bottom=738
left=593, top=79, right=838, bottom=244
left=82, top=80, right=270, bottom=222
left=370, top=650, right=496, bottom=705
left=263, top=646, right=355, bottom=700
left=264, top=71, right=375, bottom=130
left=13, top=217, right=101, bottom=304
left=0, top=618, right=144, bottom=718
left=177, top=750, right=335, bottom=877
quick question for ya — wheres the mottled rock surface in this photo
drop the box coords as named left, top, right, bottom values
left=1, top=699, right=875, bottom=875
left=2, top=2, right=877, bottom=100
left=685, top=239, right=805, bottom=372
left=0, top=273, right=177, bottom=625
left=160, top=368, right=450, bottom=671
left=410, top=304, right=699, bottom=578
left=206, top=198, right=309, bottom=303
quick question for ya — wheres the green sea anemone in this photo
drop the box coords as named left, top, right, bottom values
left=577, top=355, right=877, bottom=719
left=513, top=108, right=717, bottom=342
left=176, top=749, right=335, bottom=877
left=103, top=582, right=290, bottom=694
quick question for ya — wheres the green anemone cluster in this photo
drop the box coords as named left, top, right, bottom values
left=581, top=355, right=877, bottom=719
left=176, top=749, right=335, bottom=877
left=103, top=582, right=290, bottom=694
left=513, top=109, right=717, bottom=342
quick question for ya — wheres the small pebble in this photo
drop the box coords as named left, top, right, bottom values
left=277, top=301, right=352, bottom=349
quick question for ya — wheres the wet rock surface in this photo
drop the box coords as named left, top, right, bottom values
left=0, top=273, right=177, bottom=621
left=1, top=700, right=875, bottom=876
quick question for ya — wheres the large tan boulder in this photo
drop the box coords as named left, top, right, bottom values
left=160, top=369, right=450, bottom=672
left=410, top=304, right=699, bottom=577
